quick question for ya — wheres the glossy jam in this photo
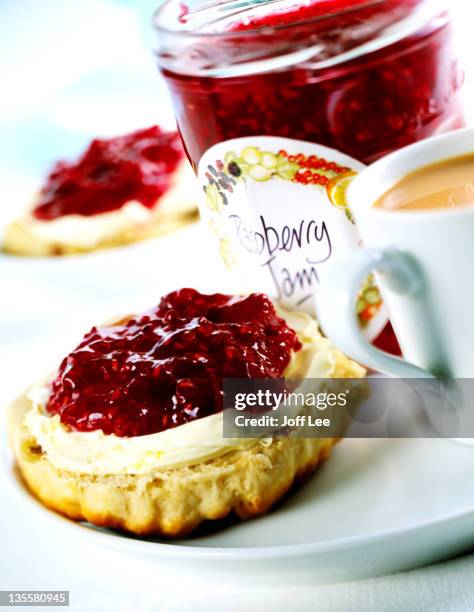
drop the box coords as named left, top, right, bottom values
left=46, top=290, right=302, bottom=437
left=33, top=126, right=184, bottom=220
left=161, top=0, right=464, bottom=169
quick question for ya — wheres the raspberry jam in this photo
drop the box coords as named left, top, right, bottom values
left=156, top=0, right=464, bottom=168
left=46, top=289, right=301, bottom=437
left=156, top=0, right=463, bottom=355
left=33, top=126, right=184, bottom=220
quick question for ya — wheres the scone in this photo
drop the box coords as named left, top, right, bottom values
left=2, top=126, right=198, bottom=256
left=9, top=289, right=365, bottom=537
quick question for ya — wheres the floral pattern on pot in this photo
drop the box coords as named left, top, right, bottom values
left=203, top=147, right=357, bottom=223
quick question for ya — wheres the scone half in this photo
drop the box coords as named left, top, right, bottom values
left=8, top=291, right=365, bottom=537
left=2, top=126, right=198, bottom=257
left=2, top=161, right=198, bottom=257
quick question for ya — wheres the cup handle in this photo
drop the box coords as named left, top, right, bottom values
left=316, top=248, right=435, bottom=379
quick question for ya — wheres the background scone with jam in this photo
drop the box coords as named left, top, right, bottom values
left=2, top=126, right=197, bottom=256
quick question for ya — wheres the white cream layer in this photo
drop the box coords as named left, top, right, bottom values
left=22, top=201, right=153, bottom=249
left=9, top=161, right=196, bottom=250
left=25, top=385, right=258, bottom=475
left=23, top=308, right=352, bottom=475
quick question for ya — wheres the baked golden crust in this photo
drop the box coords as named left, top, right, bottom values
left=10, top=392, right=336, bottom=537
left=1, top=208, right=198, bottom=257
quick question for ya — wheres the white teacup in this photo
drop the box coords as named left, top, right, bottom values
left=316, top=128, right=474, bottom=379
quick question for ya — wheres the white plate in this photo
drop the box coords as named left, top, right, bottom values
left=0, top=222, right=226, bottom=302
left=0, top=222, right=243, bottom=343
left=5, top=437, right=474, bottom=584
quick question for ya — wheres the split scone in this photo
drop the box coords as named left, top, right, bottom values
left=2, top=126, right=197, bottom=256
left=9, top=289, right=365, bottom=537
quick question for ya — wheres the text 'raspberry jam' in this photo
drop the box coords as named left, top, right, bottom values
left=46, top=290, right=302, bottom=437
left=33, top=126, right=184, bottom=220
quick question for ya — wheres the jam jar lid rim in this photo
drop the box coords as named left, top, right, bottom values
left=154, top=0, right=448, bottom=77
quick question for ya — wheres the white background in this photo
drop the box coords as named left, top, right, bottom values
left=1, top=1, right=474, bottom=610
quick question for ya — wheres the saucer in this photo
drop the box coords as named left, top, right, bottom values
left=5, top=437, right=474, bottom=584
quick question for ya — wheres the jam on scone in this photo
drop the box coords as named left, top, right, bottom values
left=46, top=289, right=302, bottom=437
left=33, top=126, right=184, bottom=219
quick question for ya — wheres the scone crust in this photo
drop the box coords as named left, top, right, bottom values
left=10, top=392, right=335, bottom=537
left=2, top=209, right=198, bottom=257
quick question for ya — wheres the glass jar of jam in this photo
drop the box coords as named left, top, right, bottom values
left=154, top=0, right=464, bottom=170
left=154, top=0, right=464, bottom=353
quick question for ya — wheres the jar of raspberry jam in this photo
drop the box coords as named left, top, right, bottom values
left=154, top=0, right=464, bottom=170
left=154, top=0, right=464, bottom=353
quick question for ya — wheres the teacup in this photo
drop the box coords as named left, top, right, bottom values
left=316, top=128, right=474, bottom=378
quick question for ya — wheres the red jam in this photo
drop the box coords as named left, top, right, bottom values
left=46, top=289, right=302, bottom=437
left=33, top=126, right=184, bottom=220
left=160, top=0, right=464, bottom=168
